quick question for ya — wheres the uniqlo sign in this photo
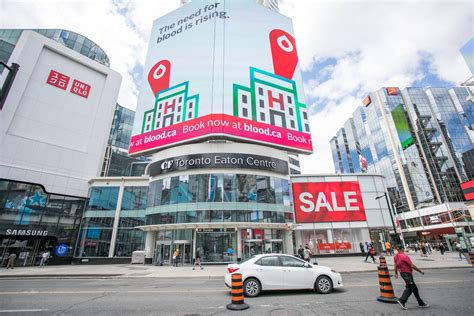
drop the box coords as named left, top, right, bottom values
left=292, top=181, right=367, bottom=223
left=46, top=70, right=70, bottom=90
left=70, top=79, right=91, bottom=98
left=46, top=70, right=91, bottom=99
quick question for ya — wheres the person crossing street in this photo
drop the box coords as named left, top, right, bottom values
left=393, top=245, right=429, bottom=310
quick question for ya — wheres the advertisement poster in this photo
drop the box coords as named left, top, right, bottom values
left=292, top=181, right=367, bottom=223
left=129, top=0, right=312, bottom=155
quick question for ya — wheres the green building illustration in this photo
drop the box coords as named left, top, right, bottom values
left=142, top=82, right=199, bottom=133
left=233, top=67, right=310, bottom=133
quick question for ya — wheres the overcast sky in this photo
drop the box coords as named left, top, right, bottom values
left=1, top=0, right=472, bottom=174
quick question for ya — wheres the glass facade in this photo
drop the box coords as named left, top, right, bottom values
left=0, top=29, right=110, bottom=71
left=101, top=104, right=150, bottom=177
left=146, top=173, right=292, bottom=226
left=0, top=180, right=85, bottom=265
left=330, top=86, right=474, bottom=214
left=76, top=186, right=147, bottom=257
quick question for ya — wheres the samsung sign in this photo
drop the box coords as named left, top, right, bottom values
left=148, top=153, right=288, bottom=176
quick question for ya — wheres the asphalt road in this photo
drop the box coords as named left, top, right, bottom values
left=0, top=268, right=472, bottom=315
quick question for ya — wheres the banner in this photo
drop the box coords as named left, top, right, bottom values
left=129, top=0, right=312, bottom=155
left=292, top=181, right=366, bottom=223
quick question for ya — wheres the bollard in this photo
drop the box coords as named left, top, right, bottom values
left=227, top=273, right=250, bottom=311
left=376, top=265, right=398, bottom=303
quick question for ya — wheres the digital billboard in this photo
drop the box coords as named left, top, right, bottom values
left=129, top=0, right=312, bottom=156
left=391, top=104, right=414, bottom=149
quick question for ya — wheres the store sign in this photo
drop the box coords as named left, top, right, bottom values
left=196, top=228, right=235, bottom=233
left=318, top=242, right=352, bottom=250
left=129, top=0, right=312, bottom=155
left=148, top=153, right=288, bottom=176
left=460, top=180, right=474, bottom=201
left=46, top=69, right=91, bottom=99
left=55, top=243, right=69, bottom=257
left=5, top=228, right=48, bottom=236
left=292, top=181, right=367, bottom=223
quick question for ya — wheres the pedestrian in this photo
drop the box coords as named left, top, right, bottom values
left=359, top=242, right=365, bottom=253
left=425, top=242, right=432, bottom=255
left=6, top=252, right=16, bottom=269
left=303, top=245, right=311, bottom=262
left=438, top=242, right=445, bottom=255
left=297, top=245, right=304, bottom=259
left=39, top=250, right=50, bottom=268
left=393, top=246, right=429, bottom=310
left=365, top=241, right=369, bottom=253
left=384, top=241, right=392, bottom=256
left=364, top=243, right=377, bottom=263
left=172, top=248, right=180, bottom=267
left=420, top=242, right=427, bottom=257
left=454, top=241, right=462, bottom=260
left=193, top=247, right=203, bottom=270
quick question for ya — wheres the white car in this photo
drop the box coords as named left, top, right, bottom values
left=225, top=254, right=343, bottom=297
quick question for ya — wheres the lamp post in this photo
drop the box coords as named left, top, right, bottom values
left=0, top=61, right=20, bottom=110
left=376, top=192, right=401, bottom=245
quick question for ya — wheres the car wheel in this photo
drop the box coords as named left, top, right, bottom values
left=243, top=278, right=261, bottom=297
left=315, top=275, right=333, bottom=294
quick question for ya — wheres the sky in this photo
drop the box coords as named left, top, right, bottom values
left=1, top=0, right=472, bottom=174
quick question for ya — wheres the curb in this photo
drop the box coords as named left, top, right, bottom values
left=0, top=266, right=470, bottom=279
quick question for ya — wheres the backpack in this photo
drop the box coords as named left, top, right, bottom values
left=369, top=247, right=376, bottom=255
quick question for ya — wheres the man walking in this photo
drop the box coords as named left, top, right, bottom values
left=39, top=250, right=50, bottom=268
left=193, top=247, right=203, bottom=270
left=394, top=246, right=429, bottom=310
left=384, top=241, right=392, bottom=256
left=364, top=243, right=377, bottom=263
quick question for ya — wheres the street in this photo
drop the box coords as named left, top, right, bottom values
left=0, top=268, right=472, bottom=315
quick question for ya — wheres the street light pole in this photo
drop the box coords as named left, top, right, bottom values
left=376, top=192, right=401, bottom=245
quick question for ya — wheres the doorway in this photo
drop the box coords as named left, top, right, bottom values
left=243, top=239, right=264, bottom=259
left=154, top=241, right=171, bottom=266
left=1, top=237, right=56, bottom=267
left=172, top=242, right=191, bottom=265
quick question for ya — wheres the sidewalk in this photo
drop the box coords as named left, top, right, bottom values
left=0, top=251, right=470, bottom=279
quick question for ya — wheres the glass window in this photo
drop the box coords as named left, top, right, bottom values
left=281, top=256, right=305, bottom=267
left=161, top=178, right=171, bottom=205
left=87, top=187, right=119, bottom=211
left=208, top=174, right=223, bottom=202
left=256, top=256, right=281, bottom=266
left=237, top=174, right=257, bottom=202
left=121, top=186, right=147, bottom=210
left=224, top=174, right=236, bottom=202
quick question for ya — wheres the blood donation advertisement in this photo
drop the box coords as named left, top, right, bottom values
left=129, top=0, right=312, bottom=155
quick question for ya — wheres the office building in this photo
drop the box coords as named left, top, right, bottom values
left=330, top=87, right=474, bottom=243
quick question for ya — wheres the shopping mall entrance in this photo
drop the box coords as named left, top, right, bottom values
left=0, top=235, right=57, bottom=267
left=196, top=229, right=236, bottom=263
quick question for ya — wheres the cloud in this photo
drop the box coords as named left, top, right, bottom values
left=279, top=0, right=473, bottom=174
left=0, top=0, right=180, bottom=110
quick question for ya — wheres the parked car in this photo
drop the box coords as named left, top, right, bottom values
left=225, top=254, right=343, bottom=297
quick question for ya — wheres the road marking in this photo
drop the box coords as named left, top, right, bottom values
left=0, top=279, right=470, bottom=296
left=0, top=310, right=48, bottom=313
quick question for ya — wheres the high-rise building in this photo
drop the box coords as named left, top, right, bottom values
left=0, top=29, right=121, bottom=265
left=101, top=104, right=150, bottom=177
left=330, top=87, right=474, bottom=242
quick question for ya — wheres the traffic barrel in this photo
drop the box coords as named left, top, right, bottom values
left=470, top=251, right=474, bottom=267
left=379, top=255, right=387, bottom=268
left=376, top=265, right=398, bottom=303
left=227, top=273, right=249, bottom=311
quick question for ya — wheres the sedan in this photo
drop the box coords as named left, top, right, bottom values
left=225, top=254, right=343, bottom=297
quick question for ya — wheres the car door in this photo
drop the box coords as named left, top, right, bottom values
left=280, top=256, right=315, bottom=289
left=253, top=256, right=285, bottom=290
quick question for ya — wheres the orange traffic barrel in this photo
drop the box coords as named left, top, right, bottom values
left=376, top=265, right=398, bottom=303
left=227, top=273, right=249, bottom=311
left=379, top=256, right=387, bottom=268
left=470, top=251, right=474, bottom=267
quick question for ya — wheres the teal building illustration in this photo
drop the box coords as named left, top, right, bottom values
left=233, top=67, right=310, bottom=133
left=141, top=82, right=199, bottom=133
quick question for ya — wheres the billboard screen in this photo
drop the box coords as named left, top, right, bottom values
left=391, top=104, right=414, bottom=149
left=292, top=182, right=367, bottom=223
left=129, top=0, right=312, bottom=155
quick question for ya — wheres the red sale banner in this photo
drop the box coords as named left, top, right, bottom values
left=128, top=113, right=312, bottom=155
left=318, top=242, right=352, bottom=251
left=292, top=182, right=366, bottom=223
